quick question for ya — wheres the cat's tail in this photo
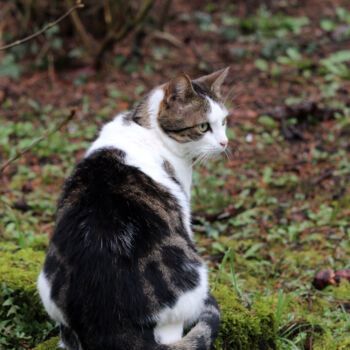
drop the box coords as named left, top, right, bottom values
left=156, top=293, right=221, bottom=350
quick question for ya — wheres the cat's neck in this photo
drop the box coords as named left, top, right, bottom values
left=148, top=88, right=193, bottom=195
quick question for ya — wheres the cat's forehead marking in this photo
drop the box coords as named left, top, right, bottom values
left=206, top=97, right=227, bottom=123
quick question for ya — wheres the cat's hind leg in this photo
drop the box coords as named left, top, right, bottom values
left=59, top=325, right=82, bottom=350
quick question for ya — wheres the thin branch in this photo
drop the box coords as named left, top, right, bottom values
left=65, top=0, right=97, bottom=52
left=158, top=0, right=172, bottom=30
left=94, top=0, right=155, bottom=68
left=0, top=2, right=85, bottom=51
left=0, top=109, right=77, bottom=173
left=151, top=30, right=182, bottom=48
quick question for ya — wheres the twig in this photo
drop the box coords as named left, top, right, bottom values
left=0, top=109, right=77, bottom=173
left=158, top=0, right=172, bottom=30
left=312, top=169, right=334, bottom=185
left=193, top=205, right=245, bottom=223
left=65, top=0, right=97, bottom=52
left=151, top=30, right=183, bottom=48
left=94, top=0, right=155, bottom=68
left=48, top=53, right=56, bottom=88
left=0, top=1, right=84, bottom=51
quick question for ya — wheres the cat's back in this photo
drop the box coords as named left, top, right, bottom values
left=41, top=144, right=202, bottom=329
left=54, top=146, right=188, bottom=258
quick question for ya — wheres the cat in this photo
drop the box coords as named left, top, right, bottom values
left=37, top=67, right=229, bottom=350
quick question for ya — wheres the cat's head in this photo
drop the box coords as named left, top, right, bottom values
left=157, top=68, right=229, bottom=160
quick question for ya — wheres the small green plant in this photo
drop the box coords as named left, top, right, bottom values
left=0, top=54, right=23, bottom=79
left=212, top=248, right=243, bottom=298
left=276, top=289, right=287, bottom=329
left=0, top=282, right=56, bottom=349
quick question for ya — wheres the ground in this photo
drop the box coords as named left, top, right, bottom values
left=0, top=0, right=350, bottom=349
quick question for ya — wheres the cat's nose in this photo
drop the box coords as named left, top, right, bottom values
left=220, top=140, right=228, bottom=147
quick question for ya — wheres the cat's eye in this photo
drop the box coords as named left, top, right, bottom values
left=198, top=123, right=210, bottom=132
left=222, top=117, right=227, bottom=126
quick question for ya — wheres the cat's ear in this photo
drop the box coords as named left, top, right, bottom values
left=194, top=67, right=230, bottom=98
left=165, top=73, right=195, bottom=102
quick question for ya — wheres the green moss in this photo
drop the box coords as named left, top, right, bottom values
left=0, top=242, right=58, bottom=348
left=313, top=330, right=350, bottom=350
left=330, top=280, right=350, bottom=301
left=0, top=243, right=45, bottom=320
left=29, top=235, right=50, bottom=251
left=212, top=284, right=277, bottom=350
left=33, top=337, right=60, bottom=350
left=284, top=250, right=326, bottom=267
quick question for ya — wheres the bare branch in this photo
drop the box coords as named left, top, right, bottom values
left=0, top=109, right=77, bottom=174
left=94, top=0, right=155, bottom=68
left=65, top=0, right=97, bottom=52
left=0, top=2, right=85, bottom=51
left=151, top=30, right=182, bottom=48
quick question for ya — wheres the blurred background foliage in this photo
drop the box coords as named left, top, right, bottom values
left=0, top=0, right=159, bottom=68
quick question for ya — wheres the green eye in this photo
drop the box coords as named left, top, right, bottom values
left=198, top=123, right=209, bottom=132
left=222, top=117, right=227, bottom=126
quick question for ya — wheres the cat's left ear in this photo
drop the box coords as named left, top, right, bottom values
left=194, top=67, right=230, bottom=98
left=165, top=73, right=195, bottom=103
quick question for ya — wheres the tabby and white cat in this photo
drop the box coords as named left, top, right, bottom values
left=37, top=68, right=229, bottom=350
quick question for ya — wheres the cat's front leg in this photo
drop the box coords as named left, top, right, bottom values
left=154, top=321, right=184, bottom=344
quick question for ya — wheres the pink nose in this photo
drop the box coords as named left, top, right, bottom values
left=220, top=140, right=228, bottom=147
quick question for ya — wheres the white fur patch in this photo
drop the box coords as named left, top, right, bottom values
left=154, top=321, right=184, bottom=344
left=206, top=97, right=228, bottom=148
left=37, top=270, right=68, bottom=326
left=154, top=264, right=208, bottom=330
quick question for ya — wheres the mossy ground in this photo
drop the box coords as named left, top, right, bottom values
left=33, top=337, right=60, bottom=350
left=213, top=284, right=277, bottom=350
left=0, top=243, right=57, bottom=349
left=0, top=241, right=278, bottom=350
left=0, top=243, right=44, bottom=308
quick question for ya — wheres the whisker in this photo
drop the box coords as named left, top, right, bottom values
left=226, top=90, right=244, bottom=107
left=224, top=149, right=229, bottom=160
left=223, top=85, right=236, bottom=106
left=229, top=103, right=244, bottom=111
left=192, top=152, right=206, bottom=166
left=224, top=84, right=245, bottom=107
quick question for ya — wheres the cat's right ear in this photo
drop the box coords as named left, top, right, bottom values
left=194, top=67, right=230, bottom=98
left=165, top=73, right=195, bottom=103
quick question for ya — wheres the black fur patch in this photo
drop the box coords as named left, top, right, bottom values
left=144, top=261, right=176, bottom=305
left=162, top=246, right=200, bottom=291
left=60, top=325, right=81, bottom=350
left=43, top=253, right=59, bottom=276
